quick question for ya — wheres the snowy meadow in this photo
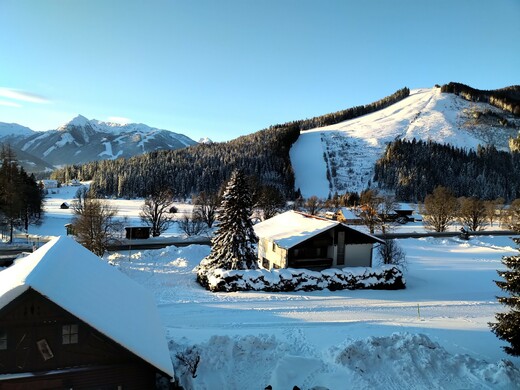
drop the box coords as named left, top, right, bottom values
left=8, top=185, right=520, bottom=389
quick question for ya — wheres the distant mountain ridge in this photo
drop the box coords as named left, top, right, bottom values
left=0, top=115, right=197, bottom=172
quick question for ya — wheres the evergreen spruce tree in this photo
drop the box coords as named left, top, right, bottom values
left=489, top=237, right=520, bottom=356
left=200, top=169, right=258, bottom=271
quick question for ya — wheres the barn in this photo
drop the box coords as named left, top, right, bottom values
left=0, top=236, right=174, bottom=389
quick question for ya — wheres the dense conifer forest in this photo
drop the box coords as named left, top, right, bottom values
left=441, top=82, right=520, bottom=116
left=52, top=124, right=300, bottom=199
left=51, top=87, right=410, bottom=199
left=374, top=139, right=520, bottom=202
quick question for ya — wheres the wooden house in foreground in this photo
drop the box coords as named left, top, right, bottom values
left=0, top=236, right=174, bottom=389
left=254, top=211, right=384, bottom=270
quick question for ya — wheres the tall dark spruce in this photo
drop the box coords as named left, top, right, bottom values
left=201, top=169, right=258, bottom=271
left=489, top=237, right=520, bottom=356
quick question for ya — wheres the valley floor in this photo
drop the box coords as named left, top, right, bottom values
left=3, top=185, right=520, bottom=389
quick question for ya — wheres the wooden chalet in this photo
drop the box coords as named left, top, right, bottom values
left=0, top=236, right=174, bottom=389
left=254, top=211, right=384, bottom=270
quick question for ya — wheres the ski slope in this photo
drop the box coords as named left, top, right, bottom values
left=291, top=87, right=518, bottom=198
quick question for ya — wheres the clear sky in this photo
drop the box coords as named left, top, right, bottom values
left=0, top=0, right=518, bottom=142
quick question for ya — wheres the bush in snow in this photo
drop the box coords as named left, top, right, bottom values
left=378, top=238, right=407, bottom=270
left=198, top=169, right=258, bottom=272
left=197, top=265, right=405, bottom=292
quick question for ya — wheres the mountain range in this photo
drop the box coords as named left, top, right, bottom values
left=0, top=115, right=197, bottom=172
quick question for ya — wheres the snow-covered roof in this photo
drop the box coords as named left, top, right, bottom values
left=0, top=236, right=174, bottom=378
left=254, top=210, right=383, bottom=249
left=338, top=207, right=361, bottom=220
left=254, top=211, right=337, bottom=249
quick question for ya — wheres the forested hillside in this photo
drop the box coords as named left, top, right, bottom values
left=374, top=139, right=520, bottom=202
left=52, top=87, right=410, bottom=199
left=441, top=82, right=520, bottom=116
left=52, top=124, right=301, bottom=198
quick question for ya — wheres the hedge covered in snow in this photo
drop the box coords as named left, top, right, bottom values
left=197, top=266, right=405, bottom=292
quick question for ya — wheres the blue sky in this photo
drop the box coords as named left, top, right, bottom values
left=0, top=0, right=518, bottom=142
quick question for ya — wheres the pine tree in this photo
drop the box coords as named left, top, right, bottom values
left=489, top=238, right=520, bottom=356
left=200, top=169, right=258, bottom=270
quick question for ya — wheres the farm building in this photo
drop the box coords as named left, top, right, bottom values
left=254, top=211, right=384, bottom=270
left=0, top=236, right=174, bottom=388
left=335, top=207, right=363, bottom=225
left=125, top=226, right=152, bottom=240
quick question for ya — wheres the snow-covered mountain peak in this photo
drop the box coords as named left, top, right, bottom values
left=59, top=114, right=90, bottom=129
left=199, top=137, right=213, bottom=144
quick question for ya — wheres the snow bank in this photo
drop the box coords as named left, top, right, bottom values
left=170, top=332, right=520, bottom=390
left=197, top=265, right=405, bottom=292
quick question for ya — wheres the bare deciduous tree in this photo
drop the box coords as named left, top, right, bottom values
left=378, top=239, right=407, bottom=270
left=178, top=213, right=208, bottom=236
left=305, top=196, right=323, bottom=216
left=459, top=197, right=487, bottom=231
left=422, top=186, right=458, bottom=232
left=193, top=191, right=220, bottom=228
left=485, top=197, right=504, bottom=227
left=140, top=189, right=174, bottom=237
left=71, top=189, right=122, bottom=256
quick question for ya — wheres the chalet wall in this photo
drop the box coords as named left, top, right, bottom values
left=259, top=238, right=287, bottom=269
left=0, top=289, right=160, bottom=388
left=344, top=244, right=373, bottom=267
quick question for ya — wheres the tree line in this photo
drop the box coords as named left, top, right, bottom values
left=441, top=82, right=520, bottom=116
left=374, top=139, right=520, bottom=202
left=299, top=87, right=410, bottom=131
left=0, top=145, right=44, bottom=242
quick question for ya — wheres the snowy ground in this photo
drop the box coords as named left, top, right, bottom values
left=3, top=185, right=520, bottom=389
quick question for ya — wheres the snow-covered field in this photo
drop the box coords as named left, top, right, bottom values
left=6, top=185, right=520, bottom=389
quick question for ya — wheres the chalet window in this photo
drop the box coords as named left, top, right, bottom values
left=62, top=324, right=79, bottom=344
left=272, top=242, right=276, bottom=252
left=0, top=330, right=6, bottom=350
left=316, top=248, right=322, bottom=257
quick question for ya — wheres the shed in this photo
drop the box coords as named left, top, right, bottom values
left=125, top=226, right=152, bottom=240
left=254, top=211, right=383, bottom=270
left=335, top=207, right=363, bottom=225
left=60, top=202, right=70, bottom=210
left=0, top=236, right=174, bottom=388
